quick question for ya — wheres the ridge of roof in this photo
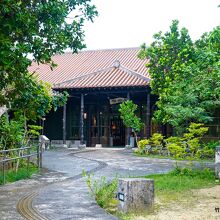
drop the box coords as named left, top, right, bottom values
left=119, top=65, right=150, bottom=82
left=64, top=47, right=140, bottom=54
left=54, top=66, right=114, bottom=87
left=54, top=61, right=150, bottom=88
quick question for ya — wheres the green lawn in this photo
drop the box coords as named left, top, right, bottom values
left=145, top=167, right=218, bottom=202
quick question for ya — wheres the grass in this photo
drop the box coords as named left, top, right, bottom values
left=146, top=167, right=217, bottom=202
left=0, top=164, right=39, bottom=185
left=90, top=166, right=219, bottom=220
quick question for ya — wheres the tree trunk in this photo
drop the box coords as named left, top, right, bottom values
left=133, top=131, right=138, bottom=148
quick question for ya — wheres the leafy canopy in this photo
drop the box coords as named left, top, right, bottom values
left=0, top=0, right=97, bottom=105
left=139, top=20, right=220, bottom=133
left=0, top=0, right=97, bottom=154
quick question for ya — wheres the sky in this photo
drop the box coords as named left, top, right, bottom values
left=83, top=0, right=220, bottom=50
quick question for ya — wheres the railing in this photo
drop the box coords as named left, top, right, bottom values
left=0, top=144, right=43, bottom=185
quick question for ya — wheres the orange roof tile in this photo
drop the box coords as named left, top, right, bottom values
left=29, top=48, right=150, bottom=89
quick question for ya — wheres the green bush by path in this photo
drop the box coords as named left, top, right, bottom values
left=136, top=123, right=216, bottom=160
left=83, top=171, right=118, bottom=210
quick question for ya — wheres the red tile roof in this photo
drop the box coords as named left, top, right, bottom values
left=29, top=48, right=150, bottom=89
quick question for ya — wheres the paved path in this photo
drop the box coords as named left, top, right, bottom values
left=0, top=148, right=213, bottom=220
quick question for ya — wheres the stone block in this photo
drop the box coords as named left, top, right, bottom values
left=95, top=144, right=102, bottom=148
left=215, top=146, right=220, bottom=179
left=78, top=144, right=86, bottom=150
left=117, top=178, right=154, bottom=213
left=125, top=145, right=132, bottom=149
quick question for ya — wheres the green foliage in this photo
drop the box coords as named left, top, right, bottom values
left=10, top=74, right=68, bottom=122
left=204, top=140, right=220, bottom=150
left=136, top=133, right=165, bottom=155
left=83, top=171, right=118, bottom=209
left=0, top=115, right=24, bottom=150
left=139, top=20, right=194, bottom=96
left=183, top=123, right=209, bottom=157
left=183, top=123, right=208, bottom=140
left=0, top=0, right=97, bottom=106
left=52, top=91, right=69, bottom=111
left=195, top=147, right=214, bottom=159
left=165, top=136, right=184, bottom=158
left=166, top=143, right=185, bottom=159
left=119, top=100, right=144, bottom=133
left=119, top=100, right=144, bottom=146
left=150, top=133, right=164, bottom=147
left=137, top=139, right=150, bottom=154
left=136, top=123, right=211, bottom=160
left=139, top=20, right=220, bottom=133
left=27, top=125, right=42, bottom=139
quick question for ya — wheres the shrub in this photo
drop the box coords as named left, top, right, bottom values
left=137, top=139, right=150, bottom=154
left=195, top=146, right=215, bottom=159
left=83, top=171, right=118, bottom=209
left=184, top=123, right=208, bottom=140
left=165, top=136, right=185, bottom=158
left=150, top=133, right=164, bottom=147
left=136, top=123, right=212, bottom=160
left=167, top=143, right=185, bottom=158
left=204, top=140, right=220, bottom=150
left=183, top=123, right=208, bottom=157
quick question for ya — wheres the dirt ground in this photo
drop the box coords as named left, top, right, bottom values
left=135, top=185, right=220, bottom=220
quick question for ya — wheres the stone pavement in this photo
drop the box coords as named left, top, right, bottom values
left=0, top=148, right=214, bottom=220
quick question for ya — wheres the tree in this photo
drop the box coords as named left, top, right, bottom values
left=11, top=74, right=68, bottom=122
left=139, top=20, right=220, bottom=134
left=0, top=0, right=97, bottom=106
left=0, top=1, right=96, bottom=172
left=119, top=100, right=144, bottom=146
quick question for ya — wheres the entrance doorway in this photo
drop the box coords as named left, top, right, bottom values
left=110, top=116, right=125, bottom=146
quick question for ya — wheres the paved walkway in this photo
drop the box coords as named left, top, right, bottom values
left=0, top=148, right=213, bottom=220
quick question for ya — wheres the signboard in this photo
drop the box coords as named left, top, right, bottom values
left=117, top=192, right=125, bottom=202
left=110, top=97, right=127, bottom=105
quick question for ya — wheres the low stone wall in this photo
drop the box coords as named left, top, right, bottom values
left=50, top=140, right=82, bottom=148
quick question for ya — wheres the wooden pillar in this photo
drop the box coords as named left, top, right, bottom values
left=126, top=92, right=130, bottom=145
left=146, top=93, right=151, bottom=138
left=88, top=105, right=91, bottom=147
left=97, top=99, right=101, bottom=144
left=63, top=103, right=67, bottom=145
left=80, top=94, right=84, bottom=144
left=107, top=99, right=110, bottom=146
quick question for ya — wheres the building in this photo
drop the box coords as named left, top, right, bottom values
left=29, top=48, right=166, bottom=147
left=30, top=47, right=220, bottom=146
